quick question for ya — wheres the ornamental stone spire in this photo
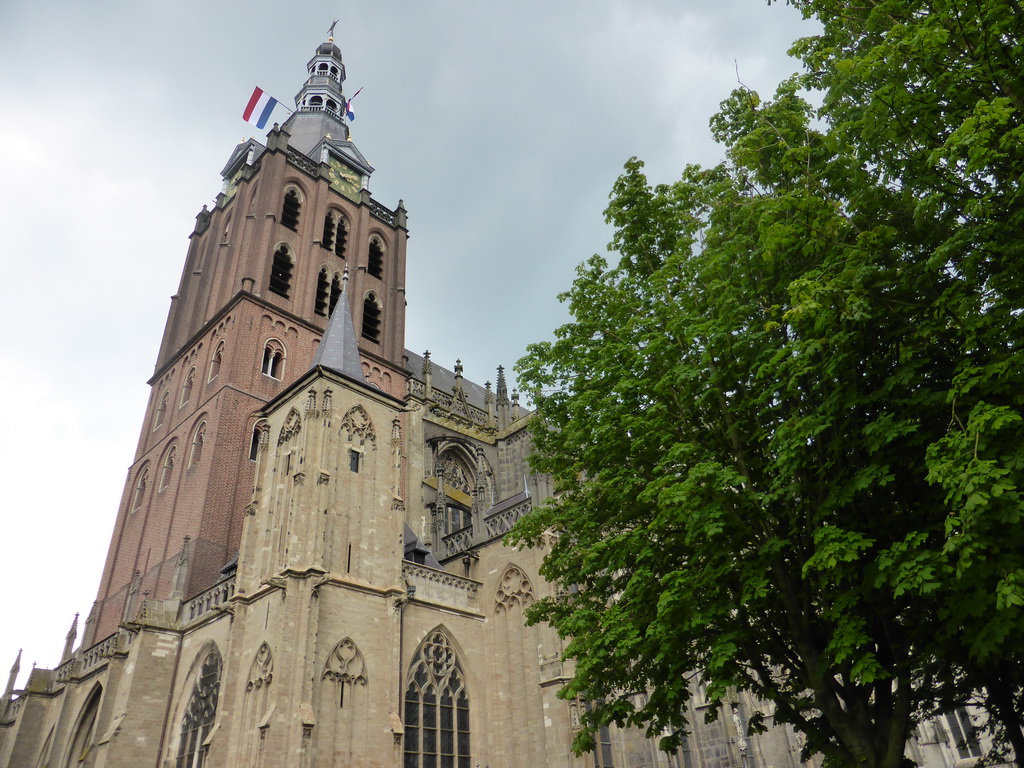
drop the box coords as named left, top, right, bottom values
left=4, top=649, right=21, bottom=697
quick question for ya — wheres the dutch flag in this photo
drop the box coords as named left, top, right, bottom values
left=346, top=87, right=363, bottom=122
left=242, top=87, right=280, bottom=129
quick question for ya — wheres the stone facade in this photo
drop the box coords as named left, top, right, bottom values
left=0, top=35, right=1000, bottom=768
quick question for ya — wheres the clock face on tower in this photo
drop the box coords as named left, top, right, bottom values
left=327, top=156, right=361, bottom=202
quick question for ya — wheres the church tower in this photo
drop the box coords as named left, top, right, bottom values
left=0, top=30, right=717, bottom=768
left=86, top=33, right=409, bottom=646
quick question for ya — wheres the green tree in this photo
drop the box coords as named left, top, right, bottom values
left=511, top=2, right=1024, bottom=763
left=793, top=0, right=1024, bottom=758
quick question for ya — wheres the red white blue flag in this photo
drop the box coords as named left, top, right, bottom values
left=345, top=87, right=363, bottom=121
left=242, top=86, right=280, bottom=129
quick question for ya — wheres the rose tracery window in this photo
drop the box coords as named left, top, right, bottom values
left=436, top=454, right=473, bottom=495
left=404, top=631, right=470, bottom=768
left=176, top=651, right=221, bottom=768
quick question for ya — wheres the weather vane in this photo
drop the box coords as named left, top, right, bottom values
left=327, top=19, right=338, bottom=41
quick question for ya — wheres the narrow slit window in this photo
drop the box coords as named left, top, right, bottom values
left=249, top=426, right=261, bottom=461
left=349, top=449, right=360, bottom=473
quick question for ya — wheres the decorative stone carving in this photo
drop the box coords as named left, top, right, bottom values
left=484, top=500, right=531, bottom=538
left=322, top=638, right=367, bottom=686
left=340, top=405, right=375, bottom=446
left=436, top=453, right=473, bottom=495
left=495, top=565, right=535, bottom=612
left=247, top=643, right=274, bottom=692
left=421, top=631, right=457, bottom=681
left=279, top=409, right=302, bottom=445
left=442, top=527, right=473, bottom=558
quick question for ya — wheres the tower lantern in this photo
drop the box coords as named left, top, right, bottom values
left=289, top=37, right=351, bottom=152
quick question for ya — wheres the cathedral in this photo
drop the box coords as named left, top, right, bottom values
left=0, top=33, right=997, bottom=768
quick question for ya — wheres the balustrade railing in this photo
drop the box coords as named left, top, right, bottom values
left=402, top=562, right=479, bottom=605
left=182, top=575, right=236, bottom=623
left=441, top=526, right=474, bottom=558
left=286, top=148, right=320, bottom=176
left=483, top=499, right=531, bottom=539
left=368, top=199, right=396, bottom=226
left=78, top=630, right=132, bottom=676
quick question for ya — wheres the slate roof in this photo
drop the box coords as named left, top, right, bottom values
left=311, top=282, right=365, bottom=383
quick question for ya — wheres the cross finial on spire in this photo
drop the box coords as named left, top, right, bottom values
left=328, top=19, right=338, bottom=41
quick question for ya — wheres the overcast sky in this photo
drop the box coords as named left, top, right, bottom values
left=0, top=0, right=816, bottom=685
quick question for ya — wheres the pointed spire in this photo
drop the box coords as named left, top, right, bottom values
left=453, top=359, right=464, bottom=393
left=311, top=269, right=365, bottom=383
left=496, top=366, right=509, bottom=403
left=171, top=536, right=192, bottom=600
left=496, top=365, right=510, bottom=429
left=61, top=614, right=79, bottom=663
left=422, top=351, right=433, bottom=399
left=485, top=381, right=496, bottom=429
left=5, top=649, right=21, bottom=696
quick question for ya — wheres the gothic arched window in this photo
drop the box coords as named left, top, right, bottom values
left=176, top=650, right=221, bottom=768
left=131, top=466, right=149, bottom=513
left=208, top=342, right=224, bottom=382
left=262, top=340, right=285, bottom=379
left=180, top=367, right=195, bottom=407
left=404, top=630, right=470, bottom=768
left=361, top=294, right=381, bottom=344
left=367, top=237, right=384, bottom=279
left=189, top=421, right=206, bottom=468
left=269, top=245, right=293, bottom=298
left=281, top=189, right=301, bottom=231
left=159, top=445, right=177, bottom=492
left=64, top=685, right=102, bottom=768
left=154, top=391, right=168, bottom=430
